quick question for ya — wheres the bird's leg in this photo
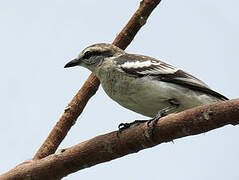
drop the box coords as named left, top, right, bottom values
left=147, top=99, right=179, bottom=133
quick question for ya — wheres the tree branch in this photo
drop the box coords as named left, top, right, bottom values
left=33, top=0, right=162, bottom=160
left=2, top=99, right=238, bottom=180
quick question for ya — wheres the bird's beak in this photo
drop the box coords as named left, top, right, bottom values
left=64, top=58, right=81, bottom=68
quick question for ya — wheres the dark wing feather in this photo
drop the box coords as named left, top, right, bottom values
left=116, top=54, right=228, bottom=101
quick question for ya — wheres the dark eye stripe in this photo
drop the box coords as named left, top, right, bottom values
left=83, top=50, right=113, bottom=59
left=83, top=51, right=101, bottom=59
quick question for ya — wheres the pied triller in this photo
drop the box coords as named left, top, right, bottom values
left=64, top=43, right=228, bottom=128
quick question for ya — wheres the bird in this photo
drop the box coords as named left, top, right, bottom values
left=64, top=43, right=228, bottom=130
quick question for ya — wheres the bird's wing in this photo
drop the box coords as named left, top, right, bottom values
left=116, top=54, right=228, bottom=100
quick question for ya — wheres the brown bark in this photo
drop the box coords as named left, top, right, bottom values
left=33, top=0, right=162, bottom=160
left=1, top=99, right=239, bottom=180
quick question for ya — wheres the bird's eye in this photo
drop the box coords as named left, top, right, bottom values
left=84, top=51, right=92, bottom=59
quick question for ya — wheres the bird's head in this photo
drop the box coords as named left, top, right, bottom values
left=64, top=43, right=125, bottom=72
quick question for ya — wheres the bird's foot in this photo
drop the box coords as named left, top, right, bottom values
left=117, top=120, right=147, bottom=137
left=117, top=99, right=179, bottom=137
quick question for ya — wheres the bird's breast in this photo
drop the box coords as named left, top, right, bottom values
left=95, top=67, right=172, bottom=117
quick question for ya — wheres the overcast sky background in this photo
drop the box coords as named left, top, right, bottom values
left=1, top=0, right=239, bottom=179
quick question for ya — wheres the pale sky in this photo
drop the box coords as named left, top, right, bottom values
left=0, top=0, right=239, bottom=179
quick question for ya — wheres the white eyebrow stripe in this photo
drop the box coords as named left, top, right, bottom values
left=83, top=46, right=105, bottom=53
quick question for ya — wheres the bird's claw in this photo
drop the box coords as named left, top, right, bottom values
left=118, top=123, right=131, bottom=131
left=117, top=123, right=131, bottom=137
left=117, top=120, right=147, bottom=137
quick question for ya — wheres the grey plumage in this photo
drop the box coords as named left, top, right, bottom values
left=65, top=43, right=228, bottom=118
